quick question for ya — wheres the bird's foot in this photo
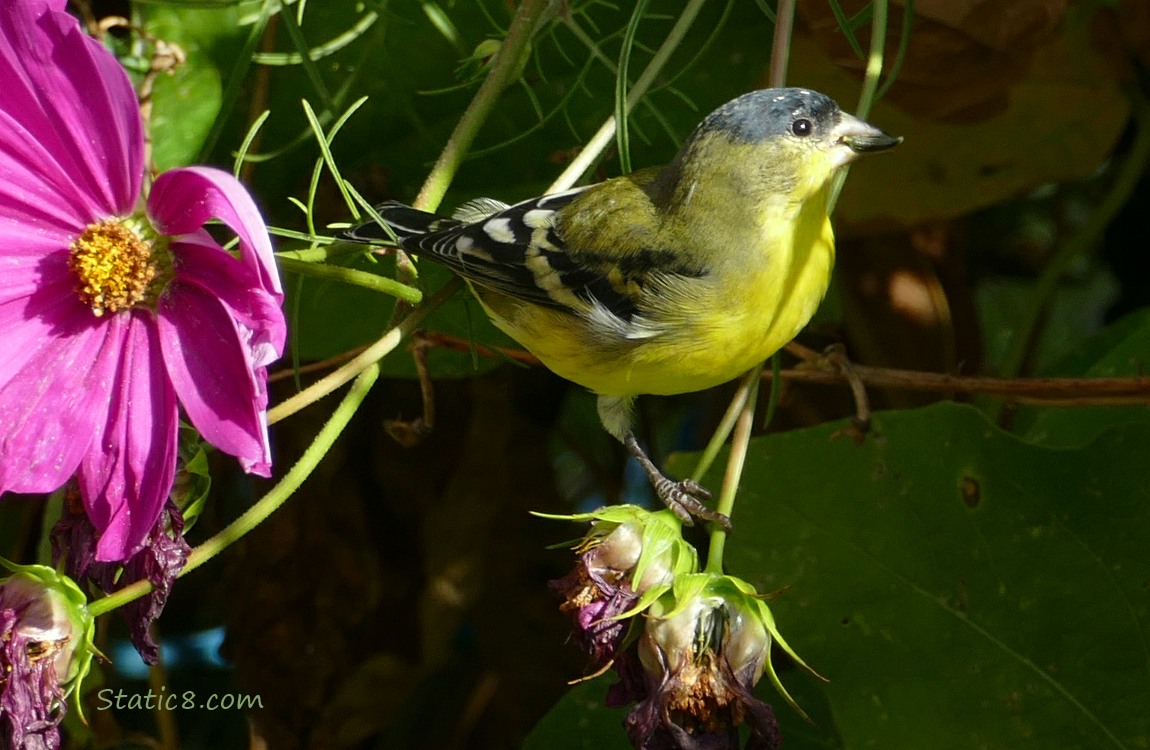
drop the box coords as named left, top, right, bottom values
left=624, top=432, right=732, bottom=531
left=652, top=476, right=732, bottom=532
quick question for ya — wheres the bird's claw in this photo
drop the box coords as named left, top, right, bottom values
left=654, top=477, right=732, bottom=533
left=624, top=431, right=732, bottom=531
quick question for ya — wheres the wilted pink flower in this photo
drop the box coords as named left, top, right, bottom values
left=547, top=507, right=698, bottom=674
left=0, top=564, right=97, bottom=750
left=624, top=590, right=782, bottom=750
left=0, top=0, right=285, bottom=561
left=52, top=495, right=190, bottom=665
left=614, top=574, right=818, bottom=750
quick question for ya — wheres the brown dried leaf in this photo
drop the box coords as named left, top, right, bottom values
left=1094, top=0, right=1150, bottom=76
left=789, top=7, right=1128, bottom=226
left=800, top=0, right=1067, bottom=121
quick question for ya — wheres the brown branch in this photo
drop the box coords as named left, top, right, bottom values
left=383, top=332, right=437, bottom=447
left=820, top=343, right=871, bottom=442
left=268, top=346, right=368, bottom=383
left=276, top=332, right=1150, bottom=408
left=767, top=363, right=1150, bottom=406
left=414, top=331, right=542, bottom=366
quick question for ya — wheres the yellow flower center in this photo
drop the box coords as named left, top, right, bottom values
left=68, top=219, right=158, bottom=316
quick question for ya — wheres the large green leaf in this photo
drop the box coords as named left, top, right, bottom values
left=528, top=402, right=1150, bottom=749
left=1015, top=308, right=1150, bottom=448
left=140, top=3, right=243, bottom=171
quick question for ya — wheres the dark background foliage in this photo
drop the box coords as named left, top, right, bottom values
left=2, top=0, right=1146, bottom=748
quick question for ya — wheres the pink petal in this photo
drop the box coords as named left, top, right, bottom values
left=0, top=307, right=120, bottom=494
left=148, top=167, right=282, bottom=299
left=78, top=313, right=178, bottom=561
left=170, top=231, right=286, bottom=367
left=0, top=1, right=143, bottom=225
left=0, top=115, right=96, bottom=233
left=158, top=282, right=273, bottom=477
left=0, top=220, right=72, bottom=262
left=0, top=275, right=81, bottom=392
left=0, top=248, right=69, bottom=310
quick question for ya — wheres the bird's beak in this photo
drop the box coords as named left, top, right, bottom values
left=831, top=112, right=901, bottom=165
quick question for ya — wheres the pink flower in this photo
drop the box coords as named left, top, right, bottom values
left=0, top=0, right=285, bottom=561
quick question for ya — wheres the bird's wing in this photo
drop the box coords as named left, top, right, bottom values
left=398, top=188, right=599, bottom=312
left=400, top=179, right=704, bottom=325
left=342, top=200, right=465, bottom=243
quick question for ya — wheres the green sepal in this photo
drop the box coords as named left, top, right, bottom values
left=644, top=571, right=820, bottom=723
left=536, top=505, right=700, bottom=622
left=718, top=574, right=822, bottom=722
left=629, top=510, right=697, bottom=594
left=652, top=572, right=715, bottom=620
left=748, top=593, right=819, bottom=723
left=613, top=582, right=674, bottom=622
left=178, top=446, right=212, bottom=530
left=531, top=504, right=682, bottom=526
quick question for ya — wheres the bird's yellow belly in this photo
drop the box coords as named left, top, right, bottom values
left=476, top=211, right=835, bottom=399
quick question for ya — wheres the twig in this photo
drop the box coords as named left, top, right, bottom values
left=269, top=346, right=368, bottom=383
left=379, top=332, right=1150, bottom=407
left=384, top=332, right=438, bottom=447
left=393, top=330, right=541, bottom=366
left=768, top=363, right=1150, bottom=407
left=820, top=343, right=871, bottom=441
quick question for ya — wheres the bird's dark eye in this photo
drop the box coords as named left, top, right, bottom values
left=791, top=118, right=812, bottom=137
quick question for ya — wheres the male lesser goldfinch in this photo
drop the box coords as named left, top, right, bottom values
left=343, top=88, right=900, bottom=529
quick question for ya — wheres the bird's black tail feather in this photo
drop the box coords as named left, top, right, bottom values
left=341, top=200, right=462, bottom=244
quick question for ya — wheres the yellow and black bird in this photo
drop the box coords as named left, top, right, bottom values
left=343, top=87, right=900, bottom=529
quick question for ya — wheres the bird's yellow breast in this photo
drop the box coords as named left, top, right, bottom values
left=476, top=185, right=836, bottom=398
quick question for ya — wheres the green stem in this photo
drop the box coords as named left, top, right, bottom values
left=705, top=365, right=761, bottom=574
left=548, top=0, right=709, bottom=192
left=854, top=0, right=888, bottom=122
left=267, top=279, right=462, bottom=425
left=398, top=0, right=548, bottom=324
left=767, top=0, right=795, bottom=88
left=875, top=0, right=913, bottom=102
left=413, top=0, right=550, bottom=211
left=690, top=376, right=753, bottom=484
left=89, top=363, right=382, bottom=617
left=701, top=0, right=795, bottom=575
left=829, top=0, right=888, bottom=213
left=614, top=0, right=650, bottom=175
left=276, top=256, right=423, bottom=302
left=995, top=93, right=1150, bottom=388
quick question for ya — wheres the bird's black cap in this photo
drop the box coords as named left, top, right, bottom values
left=699, top=88, right=841, bottom=144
